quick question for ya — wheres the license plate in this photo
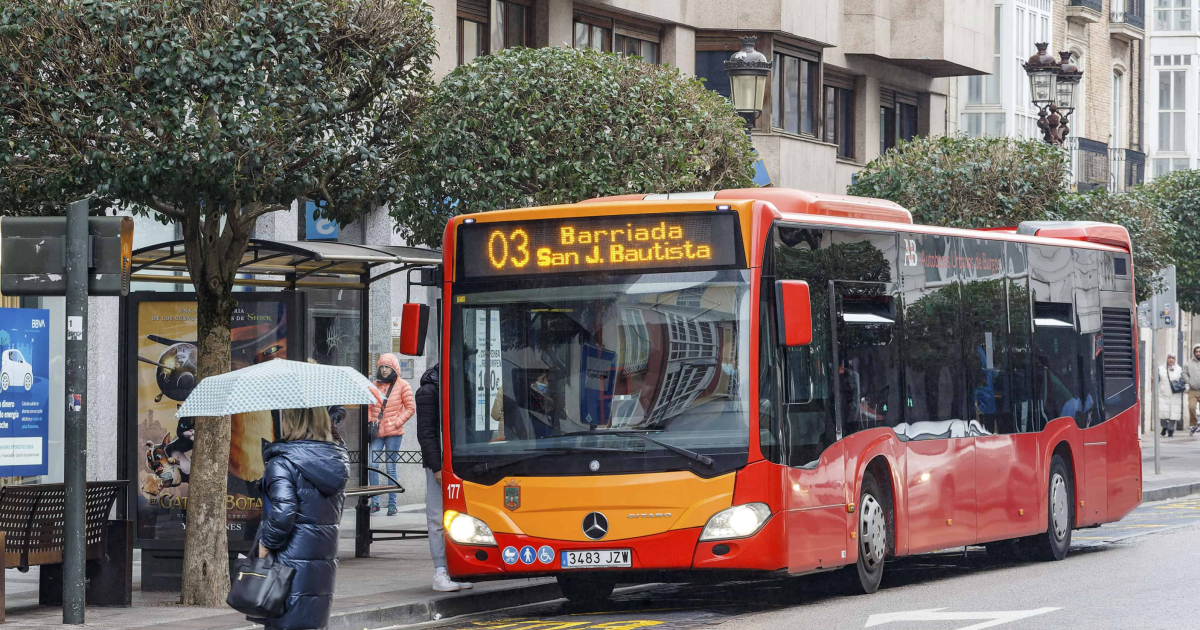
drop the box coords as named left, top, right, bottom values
left=560, top=549, right=632, bottom=569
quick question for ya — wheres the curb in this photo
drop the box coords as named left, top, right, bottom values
left=1143, top=482, right=1200, bottom=503
left=231, top=581, right=564, bottom=630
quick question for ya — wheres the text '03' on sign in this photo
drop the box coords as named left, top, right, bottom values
left=457, top=212, right=741, bottom=279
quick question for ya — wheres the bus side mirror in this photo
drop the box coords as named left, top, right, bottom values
left=775, top=280, right=812, bottom=347
left=399, top=303, right=430, bottom=356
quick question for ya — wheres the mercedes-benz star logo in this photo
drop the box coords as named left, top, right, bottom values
left=582, top=512, right=608, bottom=540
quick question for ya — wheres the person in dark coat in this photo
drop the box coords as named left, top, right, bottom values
left=415, top=364, right=471, bottom=592
left=254, top=406, right=349, bottom=630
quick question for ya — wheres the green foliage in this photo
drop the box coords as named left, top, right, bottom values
left=846, top=135, right=1069, bottom=228
left=393, top=46, right=758, bottom=246
left=0, top=0, right=435, bottom=223
left=1140, top=170, right=1200, bottom=310
left=1049, top=187, right=1176, bottom=302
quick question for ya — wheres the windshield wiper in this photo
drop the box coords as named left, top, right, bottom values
left=471, top=446, right=624, bottom=474
left=560, top=430, right=714, bottom=467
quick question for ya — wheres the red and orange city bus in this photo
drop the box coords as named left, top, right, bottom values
left=425, top=188, right=1141, bottom=603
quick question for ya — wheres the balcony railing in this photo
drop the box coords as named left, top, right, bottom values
left=1070, top=0, right=1103, bottom=12
left=1069, top=137, right=1110, bottom=191
left=1111, top=0, right=1145, bottom=30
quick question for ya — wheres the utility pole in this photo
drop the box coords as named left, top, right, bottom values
left=63, top=198, right=89, bottom=624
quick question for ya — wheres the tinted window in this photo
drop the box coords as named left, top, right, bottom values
left=775, top=227, right=837, bottom=467
left=1029, top=245, right=1083, bottom=426
left=758, top=234, right=783, bottom=464
left=695, top=51, right=731, bottom=99
left=901, top=234, right=966, bottom=437
left=1074, top=248, right=1103, bottom=428
left=1007, top=242, right=1034, bottom=432
left=837, top=282, right=902, bottom=435
left=960, top=238, right=1009, bottom=435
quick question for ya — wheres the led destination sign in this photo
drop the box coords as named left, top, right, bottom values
left=459, top=212, right=740, bottom=279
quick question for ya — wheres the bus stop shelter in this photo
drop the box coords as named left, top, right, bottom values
left=119, top=239, right=441, bottom=588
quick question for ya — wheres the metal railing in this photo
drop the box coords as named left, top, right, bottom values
left=1072, top=137, right=1110, bottom=191
left=1111, top=0, right=1145, bottom=29
left=1070, top=0, right=1104, bottom=12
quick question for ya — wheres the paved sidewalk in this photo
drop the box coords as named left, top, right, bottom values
left=1, top=535, right=555, bottom=630
left=1142, top=427, right=1200, bottom=501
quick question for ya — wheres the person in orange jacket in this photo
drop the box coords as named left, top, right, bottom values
left=368, top=353, right=415, bottom=516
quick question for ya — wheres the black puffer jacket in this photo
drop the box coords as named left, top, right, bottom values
left=415, top=365, right=441, bottom=472
left=256, top=440, right=349, bottom=630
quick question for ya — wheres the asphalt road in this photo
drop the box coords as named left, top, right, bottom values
left=415, top=496, right=1200, bottom=630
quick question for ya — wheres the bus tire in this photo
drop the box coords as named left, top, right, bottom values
left=848, top=473, right=888, bottom=594
left=557, top=574, right=615, bottom=606
left=1031, top=454, right=1073, bottom=561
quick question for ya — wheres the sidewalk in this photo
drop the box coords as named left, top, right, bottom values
left=1, top=535, right=556, bottom=630
left=1141, top=428, right=1200, bottom=501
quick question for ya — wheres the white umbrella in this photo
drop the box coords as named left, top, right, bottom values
left=174, top=359, right=380, bottom=418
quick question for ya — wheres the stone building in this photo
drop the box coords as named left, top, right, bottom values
left=1147, top=0, right=1199, bottom=179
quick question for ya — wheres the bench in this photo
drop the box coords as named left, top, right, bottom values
left=0, top=481, right=132, bottom=622
left=351, top=451, right=428, bottom=556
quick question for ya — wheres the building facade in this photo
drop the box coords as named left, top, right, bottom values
left=429, top=0, right=996, bottom=193
left=954, top=0, right=1147, bottom=192
left=1147, top=0, right=1199, bottom=180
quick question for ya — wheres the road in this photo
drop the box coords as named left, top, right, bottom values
left=413, top=496, right=1200, bottom=630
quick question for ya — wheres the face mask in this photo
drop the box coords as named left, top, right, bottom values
left=534, top=382, right=548, bottom=395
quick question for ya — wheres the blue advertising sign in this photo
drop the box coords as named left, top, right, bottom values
left=305, top=200, right=339, bottom=241
left=0, top=308, right=50, bottom=477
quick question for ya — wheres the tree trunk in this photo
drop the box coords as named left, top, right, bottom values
left=178, top=206, right=253, bottom=606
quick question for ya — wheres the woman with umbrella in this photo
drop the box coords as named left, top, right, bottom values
left=177, top=360, right=376, bottom=630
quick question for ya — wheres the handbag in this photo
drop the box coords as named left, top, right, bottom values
left=367, top=381, right=395, bottom=442
left=227, top=540, right=294, bottom=618
left=1171, top=378, right=1186, bottom=394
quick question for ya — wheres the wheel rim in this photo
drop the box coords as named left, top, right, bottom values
left=24, top=374, right=31, bottom=388
left=1050, top=473, right=1068, bottom=541
left=860, top=494, right=886, bottom=570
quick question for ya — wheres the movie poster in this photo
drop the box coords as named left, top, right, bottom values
left=134, top=300, right=288, bottom=542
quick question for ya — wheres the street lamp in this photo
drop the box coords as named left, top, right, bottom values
left=1024, top=43, right=1082, bottom=146
left=724, top=36, right=771, bottom=137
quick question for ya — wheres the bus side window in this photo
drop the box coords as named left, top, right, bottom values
left=1007, top=242, right=1034, bottom=433
left=758, top=233, right=784, bottom=464
left=1074, top=248, right=1104, bottom=428
left=960, top=237, right=1011, bottom=435
left=1029, top=245, right=1084, bottom=427
left=901, top=233, right=966, bottom=434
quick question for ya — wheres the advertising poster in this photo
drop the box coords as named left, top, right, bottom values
left=0, top=308, right=50, bottom=477
left=134, top=299, right=287, bottom=542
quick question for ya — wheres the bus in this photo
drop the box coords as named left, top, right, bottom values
left=420, top=187, right=1141, bottom=603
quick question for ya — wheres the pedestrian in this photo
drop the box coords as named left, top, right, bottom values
left=254, top=406, right=349, bottom=630
left=415, top=363, right=474, bottom=592
left=368, top=353, right=415, bottom=516
left=1182, top=344, right=1200, bottom=436
left=1158, top=353, right=1185, bottom=437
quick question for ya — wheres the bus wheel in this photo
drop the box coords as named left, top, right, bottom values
left=557, top=575, right=615, bottom=606
left=849, top=474, right=888, bottom=594
left=1031, top=454, right=1073, bottom=561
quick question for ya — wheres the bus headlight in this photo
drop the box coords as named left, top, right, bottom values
left=699, top=503, right=771, bottom=541
left=443, top=510, right=497, bottom=546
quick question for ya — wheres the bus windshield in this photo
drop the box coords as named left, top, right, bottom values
left=448, top=269, right=751, bottom=482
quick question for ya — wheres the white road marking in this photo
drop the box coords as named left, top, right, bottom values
left=864, top=607, right=1061, bottom=630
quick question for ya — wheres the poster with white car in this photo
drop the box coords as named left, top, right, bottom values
left=0, top=307, right=50, bottom=477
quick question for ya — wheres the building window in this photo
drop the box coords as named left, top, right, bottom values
left=771, top=50, right=819, bottom=136
left=824, top=84, right=854, bottom=159
left=491, top=0, right=529, bottom=53
left=695, top=50, right=732, bottom=99
left=459, top=18, right=486, bottom=65
left=574, top=18, right=612, bottom=51
left=962, top=112, right=1006, bottom=137
left=1112, top=72, right=1123, bottom=149
left=1154, top=157, right=1192, bottom=176
left=1158, top=70, right=1187, bottom=151
left=881, top=91, right=919, bottom=154
left=616, top=33, right=659, bottom=63
left=968, top=5, right=1003, bottom=105
left=1155, top=0, right=1193, bottom=31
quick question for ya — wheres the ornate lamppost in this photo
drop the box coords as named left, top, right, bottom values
left=1024, top=43, right=1081, bottom=145
left=724, top=36, right=771, bottom=138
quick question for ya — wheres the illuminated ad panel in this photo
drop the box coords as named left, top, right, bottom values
left=459, top=212, right=741, bottom=279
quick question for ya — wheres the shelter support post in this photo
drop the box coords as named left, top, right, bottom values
left=64, top=199, right=89, bottom=624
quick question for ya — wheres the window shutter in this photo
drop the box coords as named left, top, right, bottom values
left=459, top=0, right=487, bottom=22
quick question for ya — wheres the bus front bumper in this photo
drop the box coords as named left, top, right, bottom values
left=445, top=513, right=786, bottom=580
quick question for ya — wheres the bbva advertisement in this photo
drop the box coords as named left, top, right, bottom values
left=0, top=307, right=50, bottom=477
left=133, top=298, right=289, bottom=543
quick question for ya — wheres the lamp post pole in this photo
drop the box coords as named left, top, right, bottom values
left=724, top=36, right=771, bottom=141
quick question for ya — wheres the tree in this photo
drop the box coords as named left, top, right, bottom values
left=393, top=46, right=758, bottom=246
left=0, top=0, right=435, bottom=605
left=847, top=135, right=1069, bottom=228
left=1139, top=170, right=1200, bottom=310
